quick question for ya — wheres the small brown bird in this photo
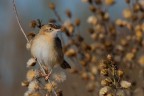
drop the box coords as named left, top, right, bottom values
left=30, top=24, right=71, bottom=70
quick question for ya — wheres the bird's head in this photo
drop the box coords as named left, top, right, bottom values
left=39, top=23, right=61, bottom=37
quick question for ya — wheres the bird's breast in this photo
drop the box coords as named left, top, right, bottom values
left=30, top=35, right=57, bottom=66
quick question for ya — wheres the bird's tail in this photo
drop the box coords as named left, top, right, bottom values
left=61, top=60, right=71, bottom=69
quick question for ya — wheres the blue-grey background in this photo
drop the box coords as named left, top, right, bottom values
left=0, top=0, right=128, bottom=96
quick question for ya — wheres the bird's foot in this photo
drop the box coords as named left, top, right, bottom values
left=44, top=69, right=52, bottom=81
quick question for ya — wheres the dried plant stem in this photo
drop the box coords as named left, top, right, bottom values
left=37, top=60, right=46, bottom=75
left=48, top=79, right=58, bottom=96
left=12, top=0, right=29, bottom=43
left=37, top=60, right=57, bottom=96
left=53, top=9, right=62, bottom=23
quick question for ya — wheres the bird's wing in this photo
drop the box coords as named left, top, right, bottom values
left=61, top=60, right=71, bottom=69
left=55, top=37, right=71, bottom=69
left=55, top=37, right=62, bottom=49
left=54, top=37, right=63, bottom=62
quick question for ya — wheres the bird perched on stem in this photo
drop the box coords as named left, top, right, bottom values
left=30, top=24, right=71, bottom=72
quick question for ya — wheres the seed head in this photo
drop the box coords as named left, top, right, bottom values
left=26, top=69, right=37, bottom=81
left=120, top=80, right=131, bottom=89
left=52, top=72, right=66, bottom=83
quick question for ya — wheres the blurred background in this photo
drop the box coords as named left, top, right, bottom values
left=0, top=0, right=144, bottom=96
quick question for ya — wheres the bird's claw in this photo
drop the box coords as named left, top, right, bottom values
left=44, top=69, right=52, bottom=80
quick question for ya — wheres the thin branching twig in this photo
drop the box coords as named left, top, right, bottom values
left=12, top=0, right=29, bottom=42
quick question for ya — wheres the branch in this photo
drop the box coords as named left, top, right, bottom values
left=12, top=0, right=29, bottom=42
left=53, top=9, right=62, bottom=23
left=37, top=60, right=57, bottom=96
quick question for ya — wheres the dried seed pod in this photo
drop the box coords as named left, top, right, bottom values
left=139, top=0, right=144, bottom=11
left=107, top=93, right=114, bottom=96
left=61, top=26, right=67, bottom=33
left=91, top=33, right=97, bottom=40
left=27, top=32, right=36, bottom=40
left=86, top=82, right=96, bottom=92
left=75, top=19, right=80, bottom=26
left=66, top=9, right=72, bottom=18
left=117, top=70, right=124, bottom=77
left=123, top=8, right=132, bottom=19
left=116, top=89, right=125, bottom=96
left=29, top=20, right=37, bottom=28
left=81, top=0, right=90, bottom=3
left=132, top=14, right=138, bottom=21
left=125, top=53, right=134, bottom=61
left=26, top=42, right=31, bottom=50
left=141, top=23, right=144, bottom=32
left=100, top=69, right=108, bottom=76
left=89, top=5, right=96, bottom=13
left=120, top=39, right=128, bottom=46
left=90, top=44, right=97, bottom=51
left=103, top=12, right=109, bottom=21
left=27, top=58, right=37, bottom=67
left=120, top=80, right=131, bottom=88
left=87, top=15, right=97, bottom=25
left=90, top=65, right=98, bottom=75
left=101, top=77, right=112, bottom=86
left=28, top=80, right=40, bottom=92
left=49, top=2, right=55, bottom=10
left=69, top=68, right=79, bottom=74
left=63, top=21, right=75, bottom=35
left=107, top=54, right=113, bottom=60
left=26, top=69, right=37, bottom=81
left=57, top=90, right=63, bottom=96
left=80, top=60, right=87, bottom=66
left=98, top=33, right=105, bottom=40
left=88, top=28, right=95, bottom=34
left=81, top=43, right=91, bottom=51
left=115, top=19, right=124, bottom=27
left=89, top=73, right=95, bottom=81
left=125, top=0, right=130, bottom=4
left=95, top=0, right=102, bottom=4
left=136, top=30, right=142, bottom=41
left=126, top=23, right=132, bottom=30
left=65, top=48, right=76, bottom=57
left=105, top=77, right=113, bottom=84
left=87, top=0, right=93, bottom=4
left=95, top=24, right=105, bottom=33
left=84, top=53, right=92, bottom=62
left=99, top=62, right=107, bottom=70
left=101, top=79, right=108, bottom=86
left=45, top=82, right=57, bottom=92
left=76, top=35, right=83, bottom=42
left=28, top=92, right=41, bottom=96
left=52, top=72, right=66, bottom=83
left=81, top=72, right=89, bottom=80
left=104, top=0, right=115, bottom=6
left=99, top=86, right=111, bottom=96
left=138, top=55, right=144, bottom=67
left=21, top=81, right=29, bottom=87
left=135, top=25, right=141, bottom=31
left=133, top=3, right=140, bottom=12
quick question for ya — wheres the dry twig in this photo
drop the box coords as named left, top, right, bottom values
left=12, top=0, right=29, bottom=42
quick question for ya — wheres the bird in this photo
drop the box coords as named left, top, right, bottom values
left=30, top=23, right=71, bottom=72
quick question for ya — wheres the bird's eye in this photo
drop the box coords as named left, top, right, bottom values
left=49, top=28, right=53, bottom=31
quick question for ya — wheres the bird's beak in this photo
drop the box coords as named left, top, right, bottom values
left=55, top=28, right=61, bottom=32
